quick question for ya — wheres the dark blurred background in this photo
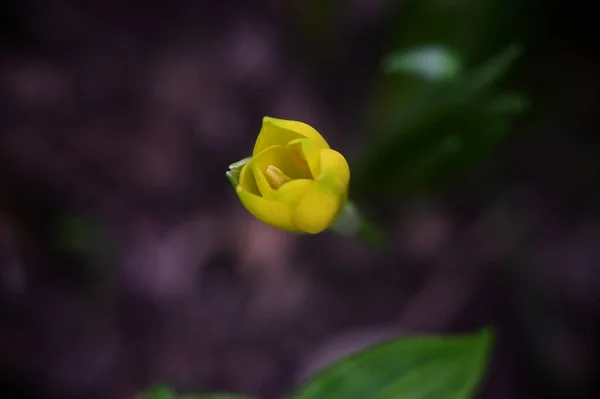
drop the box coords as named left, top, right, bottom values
left=1, top=1, right=599, bottom=398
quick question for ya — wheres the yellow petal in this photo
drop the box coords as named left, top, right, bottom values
left=318, top=149, right=350, bottom=192
left=253, top=116, right=330, bottom=156
left=251, top=145, right=313, bottom=198
left=252, top=160, right=275, bottom=198
left=272, top=179, right=313, bottom=204
left=292, top=181, right=344, bottom=234
left=291, top=149, right=350, bottom=234
left=238, top=161, right=260, bottom=195
left=236, top=186, right=299, bottom=232
left=286, top=138, right=321, bottom=179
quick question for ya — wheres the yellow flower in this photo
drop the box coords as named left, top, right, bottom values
left=231, top=116, right=350, bottom=234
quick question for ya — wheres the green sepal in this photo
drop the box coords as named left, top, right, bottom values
left=226, top=156, right=252, bottom=189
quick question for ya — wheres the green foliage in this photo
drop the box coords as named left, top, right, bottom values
left=384, top=0, right=529, bottom=66
left=141, top=385, right=255, bottom=399
left=181, top=395, right=256, bottom=399
left=383, top=46, right=463, bottom=81
left=141, top=328, right=494, bottom=399
left=353, top=46, right=527, bottom=200
left=286, top=328, right=493, bottom=399
left=336, top=0, right=532, bottom=207
left=51, top=214, right=117, bottom=281
left=142, top=385, right=176, bottom=399
left=52, top=215, right=112, bottom=258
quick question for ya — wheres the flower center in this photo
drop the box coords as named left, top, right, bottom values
left=265, top=165, right=292, bottom=189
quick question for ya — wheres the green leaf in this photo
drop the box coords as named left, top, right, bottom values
left=287, top=328, right=494, bottom=399
left=141, top=385, right=255, bottom=399
left=389, top=45, right=522, bottom=131
left=383, top=45, right=462, bottom=81
left=354, top=46, right=524, bottom=200
left=181, top=395, right=256, bottom=399
left=483, top=92, right=530, bottom=115
left=382, top=0, right=528, bottom=67
left=141, top=385, right=176, bottom=399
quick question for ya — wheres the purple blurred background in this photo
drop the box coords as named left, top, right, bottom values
left=1, top=1, right=599, bottom=398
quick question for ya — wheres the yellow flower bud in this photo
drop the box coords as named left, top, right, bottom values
left=232, top=117, right=350, bottom=234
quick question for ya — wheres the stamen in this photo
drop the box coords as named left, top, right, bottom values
left=265, top=165, right=292, bottom=189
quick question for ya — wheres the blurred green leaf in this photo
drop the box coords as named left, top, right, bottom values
left=292, top=0, right=337, bottom=46
left=53, top=215, right=96, bottom=253
left=387, top=45, right=522, bottom=127
left=383, top=45, right=462, bottom=81
left=368, top=0, right=530, bottom=121
left=51, top=214, right=117, bottom=275
left=142, top=385, right=176, bottom=399
left=354, top=46, right=525, bottom=199
left=287, top=328, right=494, bottom=399
left=385, top=0, right=529, bottom=66
left=141, top=385, right=254, bottom=399
left=181, top=395, right=255, bottom=399
left=483, top=92, right=530, bottom=115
